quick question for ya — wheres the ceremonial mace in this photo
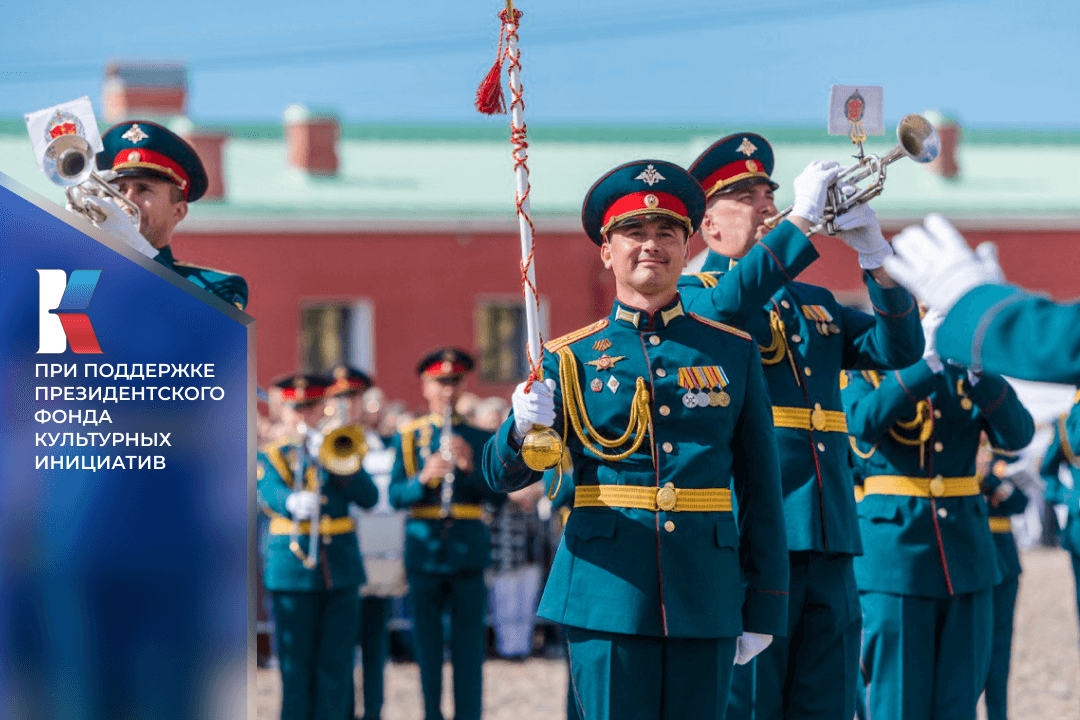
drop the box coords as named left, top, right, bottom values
left=476, top=1, right=562, bottom=472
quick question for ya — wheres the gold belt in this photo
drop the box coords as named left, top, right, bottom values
left=863, top=475, right=981, bottom=498
left=772, top=406, right=848, bottom=433
left=269, top=516, right=355, bottom=535
left=575, top=484, right=732, bottom=512
left=410, top=503, right=483, bottom=520
left=988, top=516, right=1013, bottom=534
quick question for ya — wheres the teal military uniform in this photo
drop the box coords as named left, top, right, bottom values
left=388, top=359, right=506, bottom=720
left=679, top=133, right=925, bottom=720
left=483, top=159, right=789, bottom=720
left=258, top=397, right=379, bottom=720
left=97, top=119, right=249, bottom=310
left=939, top=285, right=1080, bottom=384
left=982, top=452, right=1030, bottom=720
left=843, top=361, right=1034, bottom=720
left=153, top=244, right=248, bottom=309
left=542, top=463, right=580, bottom=720
left=1040, top=397, right=1080, bottom=642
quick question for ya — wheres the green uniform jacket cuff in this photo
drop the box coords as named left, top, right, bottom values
left=742, top=588, right=789, bottom=636
left=482, top=417, right=542, bottom=493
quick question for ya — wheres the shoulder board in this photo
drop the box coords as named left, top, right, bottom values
left=687, top=313, right=751, bottom=341
left=544, top=318, right=610, bottom=353
left=172, top=261, right=242, bottom=279
left=685, top=272, right=721, bottom=289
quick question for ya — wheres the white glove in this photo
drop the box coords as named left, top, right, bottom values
left=921, top=307, right=945, bottom=373
left=511, top=378, right=556, bottom=440
left=734, top=631, right=773, bottom=665
left=68, top=192, right=159, bottom=259
left=1055, top=504, right=1069, bottom=532
left=790, top=160, right=842, bottom=225
left=285, top=490, right=320, bottom=520
left=305, top=429, right=325, bottom=459
left=883, top=214, right=1001, bottom=316
left=992, top=481, right=1015, bottom=503
left=974, top=242, right=1005, bottom=283
left=832, top=204, right=893, bottom=269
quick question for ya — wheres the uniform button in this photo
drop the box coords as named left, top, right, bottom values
left=791, top=334, right=802, bottom=343
left=934, top=442, right=944, bottom=452
left=804, top=367, right=812, bottom=377
left=781, top=300, right=791, bottom=309
left=662, top=442, right=674, bottom=453
left=929, top=476, right=946, bottom=497
left=817, top=442, right=826, bottom=452
left=649, top=336, right=661, bottom=346
left=656, top=368, right=667, bottom=378
left=933, top=409, right=942, bottom=419
left=320, top=496, right=329, bottom=505
left=322, top=535, right=332, bottom=544
left=664, top=520, right=675, bottom=532
left=659, top=405, right=671, bottom=416
left=937, top=507, right=948, bottom=519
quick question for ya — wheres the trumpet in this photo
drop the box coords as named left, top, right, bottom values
left=43, top=133, right=142, bottom=227
left=289, top=420, right=368, bottom=570
left=766, top=114, right=941, bottom=235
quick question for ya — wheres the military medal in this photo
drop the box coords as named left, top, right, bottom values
left=802, top=305, right=835, bottom=337
left=682, top=391, right=698, bottom=408
left=694, top=391, right=711, bottom=408
left=679, top=366, right=731, bottom=409
left=590, top=378, right=603, bottom=392
left=957, top=378, right=973, bottom=410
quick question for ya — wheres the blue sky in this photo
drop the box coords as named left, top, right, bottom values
left=1, top=0, right=1076, bottom=128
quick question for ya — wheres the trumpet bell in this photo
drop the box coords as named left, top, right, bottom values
left=43, top=134, right=95, bottom=187
left=319, top=425, right=368, bottom=476
left=896, top=113, right=940, bottom=164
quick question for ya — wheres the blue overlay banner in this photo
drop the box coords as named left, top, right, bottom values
left=0, top=171, right=252, bottom=719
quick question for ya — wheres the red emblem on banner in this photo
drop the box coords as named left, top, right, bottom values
left=845, top=90, right=865, bottom=123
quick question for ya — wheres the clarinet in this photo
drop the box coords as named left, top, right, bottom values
left=438, top=403, right=455, bottom=520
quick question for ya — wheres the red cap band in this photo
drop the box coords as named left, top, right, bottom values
left=112, top=147, right=191, bottom=199
left=601, top=191, right=691, bottom=237
left=701, top=158, right=769, bottom=198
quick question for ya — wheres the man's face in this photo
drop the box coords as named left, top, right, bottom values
left=421, top=375, right=463, bottom=415
left=112, top=176, right=187, bottom=249
left=600, top=216, right=689, bottom=299
left=700, top=182, right=777, bottom=259
left=282, top=400, right=326, bottom=431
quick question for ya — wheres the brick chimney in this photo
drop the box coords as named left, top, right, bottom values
left=924, top=110, right=962, bottom=180
left=101, top=62, right=187, bottom=124
left=170, top=117, right=227, bottom=201
left=284, top=104, right=339, bottom=176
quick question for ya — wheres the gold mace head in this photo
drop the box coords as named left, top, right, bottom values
left=521, top=426, right=563, bottom=471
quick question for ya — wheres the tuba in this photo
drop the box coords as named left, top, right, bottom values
left=766, top=114, right=941, bottom=235
left=42, top=133, right=143, bottom=227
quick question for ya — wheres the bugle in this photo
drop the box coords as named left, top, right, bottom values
left=43, top=133, right=142, bottom=227
left=766, top=113, right=940, bottom=235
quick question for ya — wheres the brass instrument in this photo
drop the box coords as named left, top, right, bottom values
left=42, top=133, right=143, bottom=227
left=289, top=415, right=368, bottom=570
left=438, top=403, right=456, bottom=520
left=765, top=113, right=941, bottom=235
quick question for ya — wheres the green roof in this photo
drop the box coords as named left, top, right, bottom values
left=3, top=119, right=1077, bottom=228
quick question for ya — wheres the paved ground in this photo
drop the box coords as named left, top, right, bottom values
left=258, top=547, right=1080, bottom=719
